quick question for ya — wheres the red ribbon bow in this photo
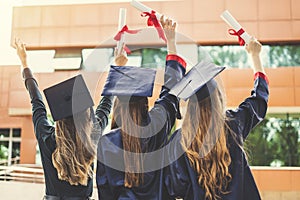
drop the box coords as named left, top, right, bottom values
left=228, top=28, right=245, bottom=46
left=141, top=10, right=167, bottom=43
left=114, top=25, right=140, bottom=54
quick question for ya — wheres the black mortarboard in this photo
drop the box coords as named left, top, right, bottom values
left=169, top=61, right=225, bottom=101
left=101, top=65, right=156, bottom=97
left=43, top=74, right=94, bottom=121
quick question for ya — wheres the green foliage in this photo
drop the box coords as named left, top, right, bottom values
left=245, top=119, right=276, bottom=166
left=199, top=45, right=249, bottom=68
left=141, top=48, right=167, bottom=68
left=269, top=45, right=300, bottom=67
left=245, top=115, right=300, bottom=166
left=271, top=115, right=300, bottom=166
left=0, top=144, right=8, bottom=160
left=198, top=45, right=300, bottom=68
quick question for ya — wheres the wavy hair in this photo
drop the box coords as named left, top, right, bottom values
left=52, top=109, right=95, bottom=186
left=111, top=96, right=148, bottom=188
left=181, top=85, right=232, bottom=200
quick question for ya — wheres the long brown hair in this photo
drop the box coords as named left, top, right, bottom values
left=111, top=96, right=148, bottom=188
left=181, top=85, right=232, bottom=200
left=52, top=109, right=95, bottom=186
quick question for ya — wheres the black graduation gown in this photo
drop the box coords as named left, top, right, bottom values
left=23, top=68, right=113, bottom=198
left=164, top=76, right=269, bottom=200
left=96, top=58, right=186, bottom=200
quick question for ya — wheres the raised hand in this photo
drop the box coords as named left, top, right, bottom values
left=114, top=43, right=128, bottom=66
left=160, top=15, right=177, bottom=55
left=15, top=38, right=28, bottom=68
left=246, top=37, right=265, bottom=73
left=246, top=37, right=262, bottom=56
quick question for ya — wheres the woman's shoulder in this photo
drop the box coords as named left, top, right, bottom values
left=98, top=128, right=122, bottom=147
left=169, top=129, right=182, bottom=142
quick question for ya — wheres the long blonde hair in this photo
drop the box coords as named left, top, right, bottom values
left=52, top=109, right=95, bottom=186
left=111, top=96, right=148, bottom=188
left=181, top=86, right=232, bottom=200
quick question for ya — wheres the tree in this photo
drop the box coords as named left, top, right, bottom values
left=271, top=114, right=300, bottom=166
left=198, top=46, right=249, bottom=68
left=141, top=48, right=167, bottom=68
left=245, top=118, right=277, bottom=166
left=269, top=45, right=300, bottom=67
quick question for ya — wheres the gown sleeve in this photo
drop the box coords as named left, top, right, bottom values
left=96, top=145, right=117, bottom=200
left=23, top=68, right=55, bottom=149
left=163, top=131, right=192, bottom=199
left=91, top=96, right=113, bottom=145
left=146, top=55, right=186, bottom=148
left=226, top=72, right=269, bottom=140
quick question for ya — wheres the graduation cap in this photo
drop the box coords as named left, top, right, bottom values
left=101, top=65, right=156, bottom=97
left=169, top=61, right=225, bottom=101
left=43, top=74, right=94, bottom=121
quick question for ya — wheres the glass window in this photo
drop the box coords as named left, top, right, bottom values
left=245, top=114, right=300, bottom=167
left=0, top=128, right=21, bottom=166
left=141, top=48, right=167, bottom=69
left=0, top=141, right=9, bottom=161
left=82, top=48, right=114, bottom=72
left=13, top=129, right=21, bottom=138
left=198, top=44, right=300, bottom=68
left=0, top=129, right=10, bottom=138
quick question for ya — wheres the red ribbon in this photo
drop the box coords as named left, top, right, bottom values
left=141, top=10, right=167, bottom=43
left=114, top=25, right=140, bottom=41
left=228, top=28, right=245, bottom=46
left=114, top=25, right=140, bottom=54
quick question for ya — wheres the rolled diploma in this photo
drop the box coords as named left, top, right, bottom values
left=117, top=8, right=127, bottom=54
left=131, top=0, right=162, bottom=20
left=220, top=10, right=251, bottom=44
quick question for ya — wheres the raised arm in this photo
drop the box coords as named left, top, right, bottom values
left=227, top=37, right=269, bottom=140
left=160, top=16, right=177, bottom=55
left=92, top=45, right=129, bottom=143
left=145, top=16, right=186, bottom=147
left=15, top=38, right=54, bottom=141
left=246, top=37, right=265, bottom=74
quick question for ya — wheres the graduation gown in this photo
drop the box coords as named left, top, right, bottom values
left=164, top=75, right=269, bottom=200
left=96, top=56, right=186, bottom=200
left=23, top=68, right=113, bottom=198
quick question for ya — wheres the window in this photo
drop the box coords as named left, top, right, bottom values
left=245, top=114, right=300, bottom=167
left=0, top=128, right=21, bottom=166
left=198, top=44, right=300, bottom=68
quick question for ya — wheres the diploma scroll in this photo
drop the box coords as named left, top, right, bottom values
left=131, top=0, right=167, bottom=43
left=220, top=10, right=251, bottom=45
left=117, top=8, right=127, bottom=54
left=131, top=0, right=162, bottom=19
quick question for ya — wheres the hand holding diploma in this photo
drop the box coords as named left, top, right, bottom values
left=220, top=10, right=251, bottom=45
left=246, top=37, right=265, bottom=74
left=160, top=16, right=177, bottom=54
left=131, top=0, right=167, bottom=43
left=114, top=44, right=128, bottom=66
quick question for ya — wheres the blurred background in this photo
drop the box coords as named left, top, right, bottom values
left=0, top=0, right=299, bottom=199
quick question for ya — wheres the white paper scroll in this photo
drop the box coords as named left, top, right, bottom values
left=131, top=0, right=162, bottom=19
left=117, top=8, right=127, bottom=54
left=220, top=10, right=251, bottom=45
